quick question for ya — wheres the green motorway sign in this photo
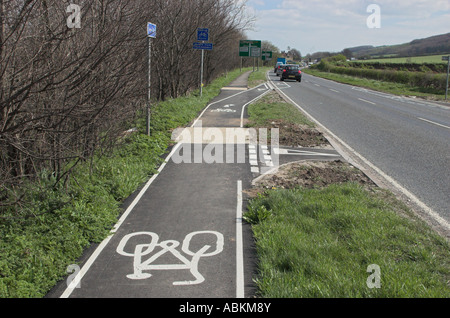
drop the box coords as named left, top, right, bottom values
left=262, top=51, right=272, bottom=61
left=239, top=40, right=261, bottom=57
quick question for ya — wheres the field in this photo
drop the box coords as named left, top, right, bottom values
left=355, top=54, right=450, bottom=64
left=305, top=54, right=449, bottom=101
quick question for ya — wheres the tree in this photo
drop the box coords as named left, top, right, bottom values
left=0, top=0, right=255, bottom=217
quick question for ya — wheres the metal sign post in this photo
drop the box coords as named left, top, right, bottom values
left=194, top=28, right=211, bottom=97
left=146, top=22, right=156, bottom=136
left=443, top=56, right=450, bottom=100
left=239, top=40, right=261, bottom=72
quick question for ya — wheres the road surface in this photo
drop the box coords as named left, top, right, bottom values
left=268, top=71, right=450, bottom=233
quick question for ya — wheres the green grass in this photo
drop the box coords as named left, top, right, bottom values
left=248, top=67, right=272, bottom=88
left=303, top=68, right=447, bottom=100
left=356, top=54, right=449, bottom=64
left=245, top=184, right=450, bottom=298
left=246, top=91, right=315, bottom=128
left=0, top=67, right=248, bottom=298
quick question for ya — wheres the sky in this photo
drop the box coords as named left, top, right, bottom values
left=243, top=0, right=450, bottom=55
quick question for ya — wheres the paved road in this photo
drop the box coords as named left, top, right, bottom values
left=269, top=71, right=450, bottom=229
left=47, top=74, right=342, bottom=299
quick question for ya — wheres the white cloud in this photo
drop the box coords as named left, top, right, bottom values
left=244, top=0, right=450, bottom=54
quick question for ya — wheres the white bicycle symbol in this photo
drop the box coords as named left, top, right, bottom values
left=116, top=231, right=224, bottom=285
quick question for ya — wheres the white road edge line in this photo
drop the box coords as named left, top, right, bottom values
left=268, top=72, right=450, bottom=232
left=236, top=180, right=244, bottom=298
left=417, top=117, right=450, bottom=130
left=61, top=142, right=183, bottom=298
left=358, top=98, right=376, bottom=105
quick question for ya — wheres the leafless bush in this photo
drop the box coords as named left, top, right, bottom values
left=0, top=0, right=254, bottom=214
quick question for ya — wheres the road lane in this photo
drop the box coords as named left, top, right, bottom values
left=269, top=71, right=450, bottom=227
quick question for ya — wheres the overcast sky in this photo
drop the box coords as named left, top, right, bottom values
left=243, top=0, right=450, bottom=55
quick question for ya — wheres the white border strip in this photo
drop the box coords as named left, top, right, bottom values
left=236, top=180, right=244, bottom=298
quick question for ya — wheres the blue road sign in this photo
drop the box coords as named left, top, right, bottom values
left=197, top=28, right=209, bottom=41
left=147, top=22, right=156, bottom=38
left=193, top=42, right=213, bottom=50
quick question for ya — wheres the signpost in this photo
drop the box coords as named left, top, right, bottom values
left=193, top=42, right=213, bottom=50
left=193, top=28, right=212, bottom=97
left=197, top=28, right=209, bottom=42
left=239, top=40, right=261, bottom=72
left=146, top=22, right=156, bottom=136
left=443, top=56, right=450, bottom=100
left=262, top=51, right=272, bottom=62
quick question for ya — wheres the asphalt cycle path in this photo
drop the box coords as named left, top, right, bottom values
left=50, top=72, right=274, bottom=298
left=48, top=71, right=343, bottom=298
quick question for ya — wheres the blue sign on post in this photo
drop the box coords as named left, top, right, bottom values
left=193, top=42, right=213, bottom=50
left=147, top=22, right=156, bottom=38
left=197, top=28, right=209, bottom=42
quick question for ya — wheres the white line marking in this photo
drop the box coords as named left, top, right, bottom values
left=192, top=83, right=267, bottom=127
left=240, top=87, right=272, bottom=128
left=358, top=98, right=376, bottom=105
left=274, top=148, right=340, bottom=157
left=116, top=231, right=224, bottom=285
left=314, top=84, right=320, bottom=87
left=417, top=117, right=450, bottom=130
left=251, top=167, right=259, bottom=173
left=61, top=143, right=183, bottom=298
left=267, top=72, right=450, bottom=232
left=236, top=180, right=244, bottom=298
left=330, top=89, right=340, bottom=93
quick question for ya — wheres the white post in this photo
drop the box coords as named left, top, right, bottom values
left=147, top=36, right=152, bottom=136
left=445, top=57, right=449, bottom=101
left=201, top=47, right=204, bottom=97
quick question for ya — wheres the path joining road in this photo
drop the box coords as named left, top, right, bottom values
left=47, top=71, right=342, bottom=298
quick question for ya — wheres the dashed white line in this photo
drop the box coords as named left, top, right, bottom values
left=358, top=98, right=376, bottom=105
left=329, top=89, right=340, bottom=93
left=417, top=117, right=450, bottom=130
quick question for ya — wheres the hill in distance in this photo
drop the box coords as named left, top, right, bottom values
left=345, top=32, right=450, bottom=59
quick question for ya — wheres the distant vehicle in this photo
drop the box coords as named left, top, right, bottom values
left=276, top=64, right=285, bottom=76
left=280, top=64, right=302, bottom=82
left=274, top=62, right=284, bottom=73
left=277, top=57, right=287, bottom=64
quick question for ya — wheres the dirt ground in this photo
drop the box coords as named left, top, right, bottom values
left=270, top=119, right=329, bottom=147
left=248, top=91, right=377, bottom=196
left=248, top=160, right=377, bottom=198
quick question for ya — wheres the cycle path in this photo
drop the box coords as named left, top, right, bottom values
left=49, top=71, right=342, bottom=298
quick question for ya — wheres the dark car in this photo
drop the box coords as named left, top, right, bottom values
left=275, top=64, right=285, bottom=76
left=280, top=64, right=302, bottom=82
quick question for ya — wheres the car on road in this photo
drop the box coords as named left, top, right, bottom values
left=275, top=64, right=285, bottom=76
left=280, top=64, right=302, bottom=82
left=274, top=62, right=284, bottom=73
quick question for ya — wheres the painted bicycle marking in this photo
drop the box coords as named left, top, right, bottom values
left=116, top=231, right=224, bottom=285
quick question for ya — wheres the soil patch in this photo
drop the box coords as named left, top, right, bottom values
left=270, top=119, right=329, bottom=147
left=247, top=160, right=377, bottom=198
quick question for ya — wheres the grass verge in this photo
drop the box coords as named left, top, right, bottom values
left=0, top=67, right=249, bottom=298
left=244, top=89, right=450, bottom=298
left=303, top=68, right=448, bottom=101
